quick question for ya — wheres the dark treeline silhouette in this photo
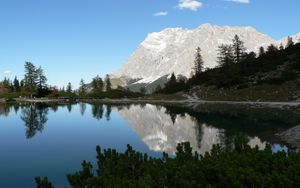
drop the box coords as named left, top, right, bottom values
left=156, top=35, right=300, bottom=93
left=0, top=63, right=144, bottom=99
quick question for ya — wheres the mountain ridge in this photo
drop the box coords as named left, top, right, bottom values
left=113, top=23, right=300, bottom=91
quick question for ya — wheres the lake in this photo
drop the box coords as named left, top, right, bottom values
left=0, top=102, right=299, bottom=187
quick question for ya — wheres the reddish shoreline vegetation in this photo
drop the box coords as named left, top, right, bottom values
left=36, top=137, right=300, bottom=188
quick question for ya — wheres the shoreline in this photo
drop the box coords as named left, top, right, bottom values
left=6, top=98, right=300, bottom=108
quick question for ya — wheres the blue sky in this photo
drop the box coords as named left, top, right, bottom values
left=0, top=0, right=299, bottom=88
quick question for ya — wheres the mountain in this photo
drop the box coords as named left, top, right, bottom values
left=114, top=24, right=300, bottom=92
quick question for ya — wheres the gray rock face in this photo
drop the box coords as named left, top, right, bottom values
left=278, top=125, right=300, bottom=150
left=116, top=24, right=277, bottom=82
left=114, top=24, right=300, bottom=90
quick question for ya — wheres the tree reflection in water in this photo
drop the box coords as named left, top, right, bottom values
left=105, top=105, right=112, bottom=121
left=79, top=103, right=86, bottom=116
left=0, top=103, right=10, bottom=117
left=91, top=104, right=104, bottom=120
left=20, top=103, right=49, bottom=139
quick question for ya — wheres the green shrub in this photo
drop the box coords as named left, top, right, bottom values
left=36, top=137, right=300, bottom=188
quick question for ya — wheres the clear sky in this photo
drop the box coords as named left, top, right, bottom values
left=0, top=0, right=299, bottom=88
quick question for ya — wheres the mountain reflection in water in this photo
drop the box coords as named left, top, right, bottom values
left=0, top=102, right=297, bottom=154
left=117, top=104, right=272, bottom=154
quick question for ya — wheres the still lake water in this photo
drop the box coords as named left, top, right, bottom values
left=0, top=102, right=299, bottom=187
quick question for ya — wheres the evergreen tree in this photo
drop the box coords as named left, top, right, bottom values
left=79, top=79, right=86, bottom=95
left=36, top=66, right=48, bottom=90
left=24, top=62, right=38, bottom=97
left=279, top=44, right=284, bottom=50
left=169, top=73, right=177, bottom=85
left=193, top=47, right=204, bottom=76
left=92, top=75, right=104, bottom=92
left=286, top=36, right=294, bottom=48
left=2, top=77, right=10, bottom=89
left=266, top=44, right=278, bottom=54
left=20, top=80, right=24, bottom=89
left=105, top=75, right=112, bottom=91
left=217, top=44, right=234, bottom=67
left=139, top=87, right=146, bottom=94
left=13, top=76, right=20, bottom=92
left=66, top=82, right=72, bottom=93
left=259, top=46, right=265, bottom=56
left=163, top=73, right=178, bottom=93
left=232, top=35, right=246, bottom=63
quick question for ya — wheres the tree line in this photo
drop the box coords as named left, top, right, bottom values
left=0, top=62, right=143, bottom=99
left=156, top=34, right=299, bottom=94
left=0, top=62, right=49, bottom=97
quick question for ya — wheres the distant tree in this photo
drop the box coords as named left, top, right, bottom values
left=66, top=82, right=72, bottom=93
left=20, top=79, right=24, bottom=89
left=36, top=66, right=48, bottom=90
left=92, top=75, right=104, bottom=92
left=154, top=85, right=162, bottom=93
left=217, top=44, right=234, bottom=67
left=245, top=52, right=256, bottom=61
left=169, top=73, right=177, bottom=85
left=266, top=44, right=278, bottom=54
left=193, top=47, right=204, bottom=76
left=79, top=79, right=86, bottom=95
left=13, top=76, right=20, bottom=92
left=105, top=75, right=112, bottom=91
left=140, top=87, right=146, bottom=94
left=162, top=73, right=178, bottom=94
left=0, top=78, right=10, bottom=94
left=258, top=46, right=265, bottom=56
left=286, top=36, right=294, bottom=48
left=279, top=44, right=284, bottom=50
left=61, top=87, right=65, bottom=93
left=24, top=62, right=38, bottom=97
left=232, top=35, right=246, bottom=63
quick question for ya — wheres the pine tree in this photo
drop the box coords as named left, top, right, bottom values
left=169, top=73, right=177, bottom=85
left=286, top=36, right=294, bottom=48
left=24, top=62, right=38, bottom=97
left=36, top=66, right=48, bottom=90
left=193, top=47, right=204, bottom=76
left=79, top=79, right=86, bottom=95
left=92, top=75, right=104, bottom=92
left=105, top=75, right=112, bottom=91
left=259, top=46, right=265, bottom=56
left=266, top=44, right=278, bottom=54
left=139, top=87, right=146, bottom=94
left=66, top=82, right=72, bottom=93
left=217, top=44, right=234, bottom=67
left=13, top=76, right=20, bottom=92
left=232, top=35, right=246, bottom=63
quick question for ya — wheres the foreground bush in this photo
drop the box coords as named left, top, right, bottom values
left=36, top=138, right=300, bottom=188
